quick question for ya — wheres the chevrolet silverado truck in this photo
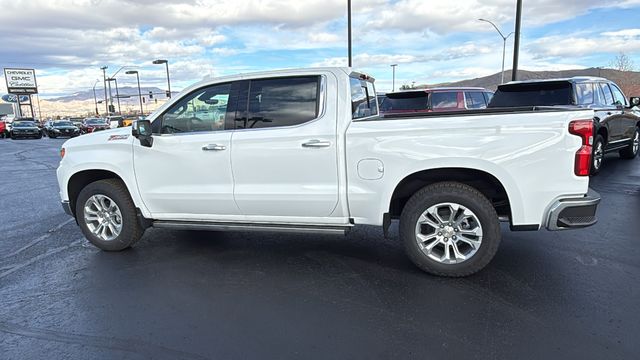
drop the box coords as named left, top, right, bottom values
left=488, top=77, right=640, bottom=174
left=57, top=67, right=600, bottom=277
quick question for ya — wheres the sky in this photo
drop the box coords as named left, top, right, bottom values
left=1, top=0, right=640, bottom=98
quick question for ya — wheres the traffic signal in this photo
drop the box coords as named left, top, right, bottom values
left=149, top=91, right=153, bottom=99
left=142, top=97, right=146, bottom=103
left=166, top=90, right=171, bottom=98
left=108, top=104, right=115, bottom=113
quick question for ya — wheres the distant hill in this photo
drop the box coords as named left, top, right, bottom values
left=423, top=67, right=640, bottom=95
left=49, top=86, right=177, bottom=102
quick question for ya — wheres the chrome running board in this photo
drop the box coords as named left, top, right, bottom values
left=153, top=220, right=352, bottom=235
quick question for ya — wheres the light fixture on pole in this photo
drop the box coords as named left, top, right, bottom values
left=478, top=18, right=514, bottom=84
left=100, top=66, right=108, bottom=115
left=152, top=59, right=171, bottom=98
left=126, top=70, right=144, bottom=115
left=390, top=64, right=398, bottom=92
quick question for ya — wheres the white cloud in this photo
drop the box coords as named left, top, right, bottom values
left=308, top=32, right=341, bottom=43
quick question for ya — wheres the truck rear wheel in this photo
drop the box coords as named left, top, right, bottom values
left=399, top=182, right=501, bottom=277
left=76, top=179, right=144, bottom=251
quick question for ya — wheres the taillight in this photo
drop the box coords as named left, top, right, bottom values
left=60, top=147, right=65, bottom=159
left=569, top=120, right=594, bottom=176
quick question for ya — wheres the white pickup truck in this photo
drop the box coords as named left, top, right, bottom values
left=57, top=67, right=600, bottom=276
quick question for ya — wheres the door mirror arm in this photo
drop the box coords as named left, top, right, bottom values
left=132, top=120, right=153, bottom=148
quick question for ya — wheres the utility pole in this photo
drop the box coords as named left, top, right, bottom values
left=100, top=66, right=108, bottom=115
left=479, top=18, right=514, bottom=84
left=347, top=0, right=352, bottom=67
left=92, top=79, right=99, bottom=115
left=512, top=0, right=523, bottom=81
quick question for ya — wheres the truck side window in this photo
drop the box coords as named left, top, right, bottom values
left=160, top=83, right=231, bottom=134
left=609, top=84, right=627, bottom=107
left=599, top=83, right=615, bottom=106
left=246, top=76, right=320, bottom=129
left=575, top=83, right=594, bottom=105
left=465, top=92, right=486, bottom=109
left=431, top=92, right=458, bottom=110
left=350, top=77, right=378, bottom=119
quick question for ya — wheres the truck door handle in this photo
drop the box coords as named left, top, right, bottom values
left=202, top=144, right=226, bottom=151
left=302, top=139, right=331, bottom=148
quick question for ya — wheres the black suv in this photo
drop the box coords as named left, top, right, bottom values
left=488, top=77, right=640, bottom=174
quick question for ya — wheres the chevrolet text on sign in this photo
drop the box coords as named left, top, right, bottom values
left=3, top=68, right=38, bottom=94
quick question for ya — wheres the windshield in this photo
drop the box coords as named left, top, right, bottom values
left=54, top=121, right=74, bottom=126
left=489, top=81, right=574, bottom=107
left=86, top=119, right=106, bottom=125
left=14, top=122, right=36, bottom=127
left=381, top=91, right=428, bottom=112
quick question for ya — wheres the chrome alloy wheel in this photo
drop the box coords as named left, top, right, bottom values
left=633, top=131, right=639, bottom=155
left=593, top=141, right=604, bottom=170
left=414, top=202, right=483, bottom=264
left=83, top=194, right=123, bottom=241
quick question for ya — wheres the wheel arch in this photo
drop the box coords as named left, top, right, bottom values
left=388, top=167, right=512, bottom=222
left=67, top=169, right=128, bottom=217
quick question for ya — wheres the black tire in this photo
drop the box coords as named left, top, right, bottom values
left=76, top=178, right=144, bottom=251
left=37, top=133, right=42, bottom=139
left=400, top=182, right=501, bottom=277
left=619, top=127, right=639, bottom=159
left=591, top=135, right=605, bottom=175
left=50, top=134, right=57, bottom=139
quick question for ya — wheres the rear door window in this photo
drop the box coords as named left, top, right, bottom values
left=465, top=92, right=487, bottom=109
left=431, top=92, right=459, bottom=110
left=245, top=76, right=320, bottom=129
left=599, top=83, right=615, bottom=105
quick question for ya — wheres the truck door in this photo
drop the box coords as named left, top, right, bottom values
left=133, top=82, right=240, bottom=218
left=597, top=83, right=624, bottom=142
left=230, top=74, right=340, bottom=217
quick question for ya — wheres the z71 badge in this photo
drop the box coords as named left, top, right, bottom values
left=108, top=135, right=130, bottom=141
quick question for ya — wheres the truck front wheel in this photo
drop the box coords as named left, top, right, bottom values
left=76, top=179, right=144, bottom=251
left=400, top=182, right=501, bottom=277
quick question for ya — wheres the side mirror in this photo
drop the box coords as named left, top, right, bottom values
left=629, top=97, right=640, bottom=107
left=132, top=120, right=153, bottom=147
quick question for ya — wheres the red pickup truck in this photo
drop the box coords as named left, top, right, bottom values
left=379, top=87, right=494, bottom=114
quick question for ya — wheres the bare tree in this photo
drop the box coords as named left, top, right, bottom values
left=610, top=52, right=635, bottom=72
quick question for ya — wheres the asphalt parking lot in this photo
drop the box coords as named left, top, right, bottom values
left=1, top=137, right=639, bottom=359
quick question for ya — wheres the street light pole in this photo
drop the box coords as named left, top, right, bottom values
left=478, top=18, right=514, bottom=84
left=126, top=70, right=144, bottom=115
left=390, top=64, right=398, bottom=92
left=347, top=0, right=352, bottom=67
left=100, top=66, right=108, bottom=115
left=92, top=79, right=99, bottom=116
left=152, top=59, right=171, bottom=98
left=512, top=0, right=523, bottom=81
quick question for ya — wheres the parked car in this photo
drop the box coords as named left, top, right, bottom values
left=45, top=120, right=80, bottom=138
left=69, top=117, right=84, bottom=128
left=488, top=77, right=640, bottom=174
left=379, top=87, right=494, bottom=115
left=80, top=118, right=109, bottom=134
left=57, top=67, right=599, bottom=277
left=10, top=120, right=42, bottom=139
left=107, top=116, right=125, bottom=129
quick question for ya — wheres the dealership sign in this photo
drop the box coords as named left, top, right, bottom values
left=1, top=94, right=29, bottom=103
left=3, top=68, right=38, bottom=94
